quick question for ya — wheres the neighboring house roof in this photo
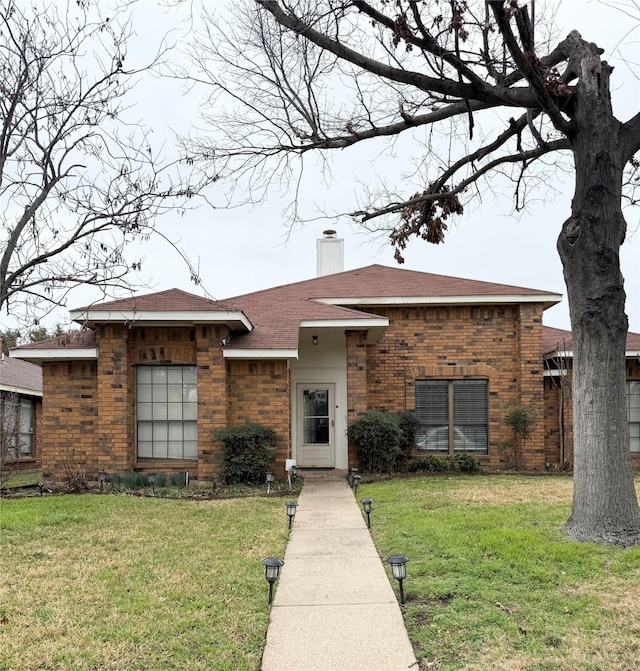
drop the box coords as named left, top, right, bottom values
left=11, top=265, right=563, bottom=361
left=0, top=356, right=42, bottom=396
left=543, top=326, right=640, bottom=357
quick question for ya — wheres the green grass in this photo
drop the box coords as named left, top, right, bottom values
left=361, top=475, right=640, bottom=671
left=0, top=494, right=290, bottom=670
left=0, top=469, right=42, bottom=489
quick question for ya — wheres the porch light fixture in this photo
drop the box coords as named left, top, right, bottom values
left=285, top=501, right=298, bottom=529
left=312, top=335, right=318, bottom=346
left=261, top=556, right=284, bottom=604
left=352, top=473, right=362, bottom=496
left=266, top=472, right=275, bottom=494
left=387, top=554, right=409, bottom=604
left=98, top=470, right=106, bottom=493
left=361, top=497, right=373, bottom=528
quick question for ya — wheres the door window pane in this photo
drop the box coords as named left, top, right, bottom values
left=302, top=389, right=330, bottom=444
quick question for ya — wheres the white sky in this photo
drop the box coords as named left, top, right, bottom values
left=7, top=0, right=640, bottom=334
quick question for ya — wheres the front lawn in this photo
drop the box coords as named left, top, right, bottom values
left=362, top=475, right=640, bottom=671
left=0, top=495, right=289, bottom=671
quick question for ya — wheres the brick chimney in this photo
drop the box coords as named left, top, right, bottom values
left=316, top=229, right=344, bottom=277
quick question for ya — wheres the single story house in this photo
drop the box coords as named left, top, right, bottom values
left=10, top=232, right=640, bottom=481
left=0, top=352, right=42, bottom=472
left=543, top=326, right=640, bottom=467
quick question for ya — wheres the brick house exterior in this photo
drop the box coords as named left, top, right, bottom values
left=10, top=235, right=640, bottom=482
left=543, top=326, right=640, bottom=469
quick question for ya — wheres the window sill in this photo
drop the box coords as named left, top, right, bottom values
left=135, top=458, right=198, bottom=470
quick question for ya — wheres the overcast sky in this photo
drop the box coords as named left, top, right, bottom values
left=8, top=0, right=640, bottom=334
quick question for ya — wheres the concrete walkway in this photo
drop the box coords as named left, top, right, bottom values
left=260, top=472, right=418, bottom=671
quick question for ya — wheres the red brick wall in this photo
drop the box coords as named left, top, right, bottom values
left=359, top=304, right=546, bottom=469
left=40, top=361, right=98, bottom=480
left=195, top=325, right=228, bottom=480
left=96, top=324, right=133, bottom=476
left=346, top=330, right=368, bottom=468
left=226, top=359, right=291, bottom=474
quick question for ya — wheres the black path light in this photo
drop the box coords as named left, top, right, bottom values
left=348, top=467, right=358, bottom=486
left=352, top=473, right=362, bottom=496
left=98, top=470, right=106, bottom=493
left=261, top=557, right=284, bottom=605
left=360, top=497, right=373, bottom=528
left=387, top=555, right=409, bottom=604
left=148, top=472, right=156, bottom=495
left=211, top=474, right=219, bottom=492
left=266, top=472, right=275, bottom=494
left=285, top=501, right=298, bottom=529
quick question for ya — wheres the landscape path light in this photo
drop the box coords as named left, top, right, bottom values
left=98, top=470, right=106, bottom=493
left=361, top=497, right=373, bottom=528
left=387, top=554, right=409, bottom=604
left=266, top=472, right=275, bottom=494
left=261, top=557, right=284, bottom=605
left=352, top=473, right=362, bottom=496
left=285, top=501, right=298, bottom=529
left=148, top=472, right=156, bottom=495
left=348, top=467, right=358, bottom=486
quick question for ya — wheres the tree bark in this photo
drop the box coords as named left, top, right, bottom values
left=557, top=38, right=640, bottom=546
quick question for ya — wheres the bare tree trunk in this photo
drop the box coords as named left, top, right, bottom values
left=558, top=53, right=640, bottom=545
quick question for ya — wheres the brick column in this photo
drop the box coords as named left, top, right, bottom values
left=97, top=324, right=134, bottom=475
left=196, top=325, right=228, bottom=480
left=516, top=304, right=546, bottom=469
left=346, top=330, right=368, bottom=467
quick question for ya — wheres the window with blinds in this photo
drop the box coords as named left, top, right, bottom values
left=136, top=366, right=198, bottom=459
left=415, top=380, right=488, bottom=454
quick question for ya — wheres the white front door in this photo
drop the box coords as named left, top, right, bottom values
left=296, top=384, right=335, bottom=467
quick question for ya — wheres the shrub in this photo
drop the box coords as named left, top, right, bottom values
left=347, top=411, right=402, bottom=473
left=169, top=472, right=187, bottom=487
left=214, top=423, right=278, bottom=485
left=455, top=453, right=481, bottom=473
left=395, top=412, right=422, bottom=469
left=408, top=456, right=453, bottom=473
left=112, top=472, right=148, bottom=490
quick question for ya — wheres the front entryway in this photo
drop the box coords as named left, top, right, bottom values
left=296, top=384, right=335, bottom=467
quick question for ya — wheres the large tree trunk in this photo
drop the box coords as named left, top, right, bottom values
left=557, top=41, right=640, bottom=546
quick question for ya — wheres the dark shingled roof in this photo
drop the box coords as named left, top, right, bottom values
left=0, top=357, right=42, bottom=395
left=543, top=326, right=640, bottom=355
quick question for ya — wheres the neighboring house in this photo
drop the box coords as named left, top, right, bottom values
left=0, top=352, right=42, bottom=472
left=10, top=232, right=639, bottom=482
left=543, top=326, right=640, bottom=467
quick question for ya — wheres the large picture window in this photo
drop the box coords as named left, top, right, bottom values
left=137, top=366, right=197, bottom=459
left=415, top=380, right=488, bottom=454
left=627, top=381, right=640, bottom=453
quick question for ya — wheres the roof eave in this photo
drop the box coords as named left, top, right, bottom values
left=0, top=384, right=42, bottom=397
left=222, top=348, right=299, bottom=360
left=316, top=294, right=562, bottom=310
left=10, top=348, right=98, bottom=362
left=69, top=309, right=253, bottom=331
left=299, top=317, right=389, bottom=344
